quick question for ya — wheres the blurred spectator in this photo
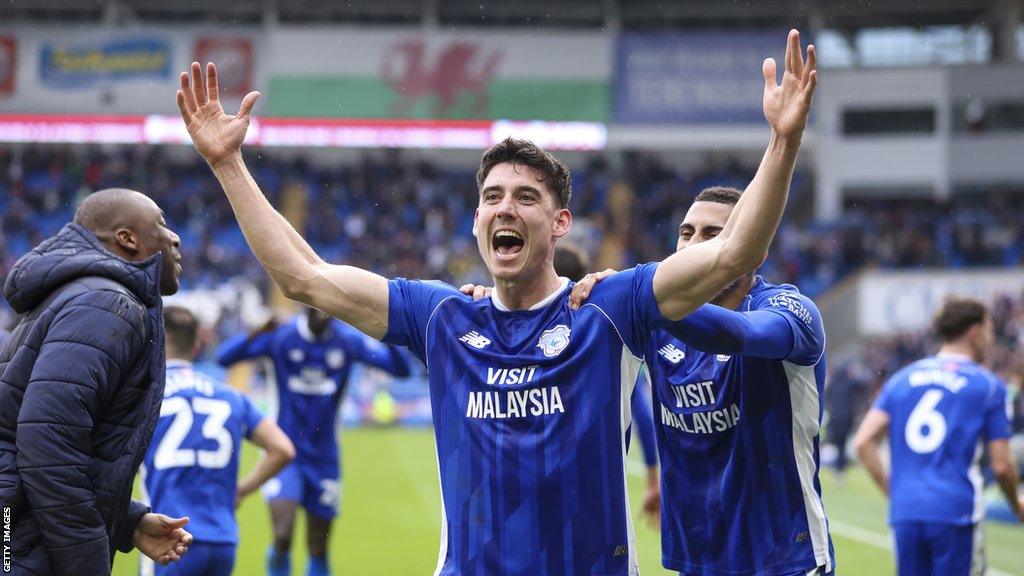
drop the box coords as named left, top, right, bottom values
left=824, top=361, right=872, bottom=478
left=2, top=144, right=1024, bottom=342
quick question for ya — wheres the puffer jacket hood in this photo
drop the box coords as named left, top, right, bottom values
left=3, top=222, right=161, bottom=313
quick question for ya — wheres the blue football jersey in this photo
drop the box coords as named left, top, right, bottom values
left=647, top=278, right=833, bottom=576
left=383, top=263, right=668, bottom=576
left=875, top=353, right=1011, bottom=526
left=217, top=315, right=409, bottom=468
left=142, top=360, right=265, bottom=544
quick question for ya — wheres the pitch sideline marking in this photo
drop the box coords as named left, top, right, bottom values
left=828, top=519, right=1015, bottom=576
left=627, top=460, right=1016, bottom=576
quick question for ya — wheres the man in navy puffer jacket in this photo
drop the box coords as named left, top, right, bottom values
left=0, top=189, right=193, bottom=575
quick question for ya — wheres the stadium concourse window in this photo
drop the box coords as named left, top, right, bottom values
left=815, top=26, right=991, bottom=68
left=842, top=107, right=936, bottom=136
left=1020, top=24, right=1024, bottom=60
left=954, top=99, right=1024, bottom=133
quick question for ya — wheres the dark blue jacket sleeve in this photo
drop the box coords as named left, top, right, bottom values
left=16, top=289, right=145, bottom=576
left=631, top=373, right=658, bottom=467
left=216, top=330, right=275, bottom=366
left=113, top=499, right=151, bottom=553
left=665, top=305, right=795, bottom=360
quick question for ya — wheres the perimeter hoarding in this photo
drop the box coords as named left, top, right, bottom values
left=0, top=26, right=611, bottom=123
left=265, top=28, right=612, bottom=122
left=614, top=30, right=798, bottom=124
left=0, top=26, right=257, bottom=115
left=855, top=268, right=1024, bottom=336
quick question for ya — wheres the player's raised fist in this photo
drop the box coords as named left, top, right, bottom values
left=762, top=29, right=817, bottom=143
left=177, top=61, right=261, bottom=168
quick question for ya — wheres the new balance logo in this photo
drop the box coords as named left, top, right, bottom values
left=658, top=343, right=685, bottom=364
left=459, top=331, right=492, bottom=349
left=612, top=545, right=628, bottom=557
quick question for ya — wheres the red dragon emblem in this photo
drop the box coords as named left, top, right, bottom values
left=381, top=40, right=503, bottom=117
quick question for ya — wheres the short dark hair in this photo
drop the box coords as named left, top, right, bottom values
left=553, top=242, right=591, bottom=282
left=163, top=305, right=198, bottom=357
left=933, top=297, right=987, bottom=342
left=694, top=186, right=742, bottom=206
left=476, top=137, right=572, bottom=209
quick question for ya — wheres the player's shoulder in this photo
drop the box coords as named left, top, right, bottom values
left=749, top=277, right=820, bottom=318
left=394, top=277, right=474, bottom=309
left=207, top=378, right=257, bottom=413
left=955, top=359, right=1006, bottom=391
left=587, top=262, right=659, bottom=302
left=165, top=364, right=230, bottom=399
left=275, top=317, right=304, bottom=340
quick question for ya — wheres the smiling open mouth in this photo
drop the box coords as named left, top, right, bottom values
left=492, top=230, right=525, bottom=258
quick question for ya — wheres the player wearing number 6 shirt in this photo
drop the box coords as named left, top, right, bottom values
left=854, top=297, right=1024, bottom=576
left=142, top=306, right=295, bottom=576
left=175, top=30, right=815, bottom=575
left=216, top=306, right=411, bottom=576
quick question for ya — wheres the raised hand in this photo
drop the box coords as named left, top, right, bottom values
left=133, top=513, right=193, bottom=565
left=762, top=30, right=817, bottom=143
left=177, top=61, right=260, bottom=168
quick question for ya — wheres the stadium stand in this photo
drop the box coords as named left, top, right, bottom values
left=4, top=147, right=1023, bottom=311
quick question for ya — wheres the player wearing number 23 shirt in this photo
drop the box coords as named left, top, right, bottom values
left=142, top=306, right=294, bottom=576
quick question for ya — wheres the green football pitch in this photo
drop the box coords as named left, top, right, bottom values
left=114, top=427, right=1024, bottom=575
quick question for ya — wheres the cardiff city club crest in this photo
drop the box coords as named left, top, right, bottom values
left=537, top=324, right=571, bottom=358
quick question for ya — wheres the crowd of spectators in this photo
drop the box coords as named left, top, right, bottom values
left=826, top=288, right=1024, bottom=474
left=2, top=145, right=1024, bottom=327
left=625, top=154, right=1024, bottom=298
left=2, top=145, right=1024, bottom=437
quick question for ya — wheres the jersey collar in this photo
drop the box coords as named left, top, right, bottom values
left=740, top=275, right=767, bottom=312
left=491, top=277, right=570, bottom=312
left=166, top=359, right=193, bottom=370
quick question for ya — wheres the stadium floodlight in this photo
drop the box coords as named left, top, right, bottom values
left=0, top=114, right=607, bottom=151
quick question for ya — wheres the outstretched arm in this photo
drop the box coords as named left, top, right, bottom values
left=339, top=322, right=412, bottom=376
left=216, top=330, right=275, bottom=366
left=178, top=62, right=389, bottom=339
left=652, top=30, right=817, bottom=320
left=665, top=306, right=796, bottom=359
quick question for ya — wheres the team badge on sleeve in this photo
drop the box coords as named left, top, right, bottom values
left=767, top=292, right=813, bottom=325
left=537, top=325, right=571, bottom=357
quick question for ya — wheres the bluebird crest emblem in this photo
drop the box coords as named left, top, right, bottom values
left=537, top=325, right=571, bottom=357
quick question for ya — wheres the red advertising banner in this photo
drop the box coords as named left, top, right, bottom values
left=0, top=37, right=17, bottom=96
left=194, top=37, right=253, bottom=97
